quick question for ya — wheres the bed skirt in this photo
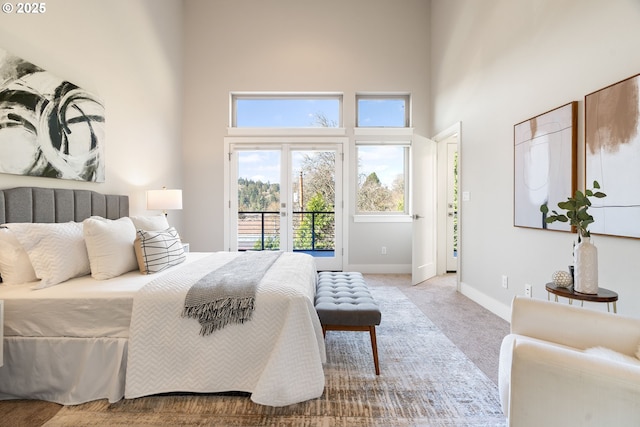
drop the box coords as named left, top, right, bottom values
left=0, top=336, right=127, bottom=405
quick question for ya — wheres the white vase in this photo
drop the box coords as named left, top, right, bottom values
left=573, top=236, right=598, bottom=294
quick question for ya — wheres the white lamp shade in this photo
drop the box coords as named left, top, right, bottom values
left=147, top=189, right=183, bottom=211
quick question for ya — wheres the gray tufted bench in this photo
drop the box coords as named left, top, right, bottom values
left=315, top=271, right=382, bottom=375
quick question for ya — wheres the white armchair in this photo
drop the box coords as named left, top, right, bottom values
left=499, top=296, right=640, bottom=427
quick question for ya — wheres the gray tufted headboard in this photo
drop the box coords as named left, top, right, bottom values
left=0, top=187, right=129, bottom=224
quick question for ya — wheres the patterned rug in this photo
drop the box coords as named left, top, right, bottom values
left=43, top=286, right=506, bottom=426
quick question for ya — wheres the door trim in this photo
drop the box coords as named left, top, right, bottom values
left=433, top=122, right=462, bottom=288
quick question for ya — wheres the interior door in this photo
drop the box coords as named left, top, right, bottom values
left=411, top=135, right=437, bottom=285
left=229, top=143, right=342, bottom=271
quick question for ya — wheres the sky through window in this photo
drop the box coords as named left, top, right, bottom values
left=235, top=98, right=340, bottom=128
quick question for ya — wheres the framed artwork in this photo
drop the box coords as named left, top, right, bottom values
left=514, top=102, right=577, bottom=231
left=0, top=47, right=105, bottom=182
left=585, top=74, right=640, bottom=239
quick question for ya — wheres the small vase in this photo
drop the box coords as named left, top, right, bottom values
left=573, top=236, right=598, bottom=294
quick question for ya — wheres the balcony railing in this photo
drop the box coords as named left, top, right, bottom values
left=237, top=211, right=335, bottom=254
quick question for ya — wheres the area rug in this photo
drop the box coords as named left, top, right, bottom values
left=44, top=286, right=506, bottom=426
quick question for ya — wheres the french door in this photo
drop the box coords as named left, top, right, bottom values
left=228, top=142, right=343, bottom=271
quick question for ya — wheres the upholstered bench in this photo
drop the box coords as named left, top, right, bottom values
left=315, top=271, right=382, bottom=375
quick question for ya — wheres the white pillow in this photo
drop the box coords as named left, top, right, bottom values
left=5, top=222, right=90, bottom=289
left=0, top=227, right=38, bottom=285
left=585, top=346, right=640, bottom=366
left=83, top=216, right=138, bottom=280
left=134, top=227, right=186, bottom=274
left=129, top=215, right=169, bottom=231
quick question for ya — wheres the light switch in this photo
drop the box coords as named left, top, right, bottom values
left=462, top=191, right=470, bottom=201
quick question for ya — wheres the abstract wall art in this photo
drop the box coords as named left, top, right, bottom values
left=0, top=47, right=105, bottom=182
left=514, top=102, right=577, bottom=231
left=585, top=74, right=640, bottom=239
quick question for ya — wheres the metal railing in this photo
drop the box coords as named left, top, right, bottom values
left=237, top=211, right=335, bottom=252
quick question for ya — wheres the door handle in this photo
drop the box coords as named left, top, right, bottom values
left=413, top=214, right=423, bottom=220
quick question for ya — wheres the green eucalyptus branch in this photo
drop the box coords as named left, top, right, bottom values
left=539, top=181, right=606, bottom=238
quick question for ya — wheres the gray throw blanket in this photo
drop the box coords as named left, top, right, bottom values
left=182, top=251, right=282, bottom=335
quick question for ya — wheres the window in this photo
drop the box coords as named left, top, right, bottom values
left=355, top=94, right=411, bottom=218
left=229, top=92, right=411, bottom=219
left=356, top=94, right=410, bottom=128
left=356, top=142, right=410, bottom=215
left=231, top=93, right=342, bottom=128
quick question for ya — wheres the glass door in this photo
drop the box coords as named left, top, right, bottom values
left=234, top=149, right=283, bottom=251
left=230, top=143, right=342, bottom=271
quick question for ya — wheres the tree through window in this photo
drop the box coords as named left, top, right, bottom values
left=356, top=144, right=409, bottom=214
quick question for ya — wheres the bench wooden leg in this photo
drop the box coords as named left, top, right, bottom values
left=369, top=326, right=380, bottom=375
left=322, top=324, right=381, bottom=375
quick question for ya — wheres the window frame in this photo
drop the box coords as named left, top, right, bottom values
left=229, top=92, right=344, bottom=133
left=354, top=139, right=412, bottom=220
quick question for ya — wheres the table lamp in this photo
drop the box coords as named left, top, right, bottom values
left=146, top=187, right=182, bottom=217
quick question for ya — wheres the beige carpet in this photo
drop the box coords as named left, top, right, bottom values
left=388, top=273, right=510, bottom=385
left=35, top=283, right=506, bottom=427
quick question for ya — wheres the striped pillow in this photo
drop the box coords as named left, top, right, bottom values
left=134, top=227, right=186, bottom=274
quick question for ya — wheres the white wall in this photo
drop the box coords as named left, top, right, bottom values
left=431, top=0, right=640, bottom=318
left=182, top=0, right=430, bottom=272
left=0, top=0, right=184, bottom=226
left=10, top=2, right=634, bottom=319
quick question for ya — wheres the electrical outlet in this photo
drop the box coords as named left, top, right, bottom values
left=525, top=284, right=532, bottom=297
left=501, top=275, right=508, bottom=289
left=381, top=246, right=387, bottom=255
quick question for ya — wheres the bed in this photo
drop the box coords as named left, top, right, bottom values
left=0, top=187, right=326, bottom=407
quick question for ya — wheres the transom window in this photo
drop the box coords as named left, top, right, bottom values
left=356, top=94, right=410, bottom=128
left=231, top=93, right=342, bottom=128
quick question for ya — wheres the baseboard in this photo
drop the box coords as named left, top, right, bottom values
left=345, top=264, right=411, bottom=274
left=460, top=281, right=511, bottom=322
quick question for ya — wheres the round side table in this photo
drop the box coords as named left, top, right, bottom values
left=545, top=282, right=618, bottom=313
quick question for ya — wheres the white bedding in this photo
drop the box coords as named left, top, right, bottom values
left=0, top=252, right=211, bottom=338
left=0, top=251, right=326, bottom=406
left=125, top=251, right=326, bottom=406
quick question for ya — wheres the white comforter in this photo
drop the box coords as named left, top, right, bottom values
left=124, top=251, right=326, bottom=407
